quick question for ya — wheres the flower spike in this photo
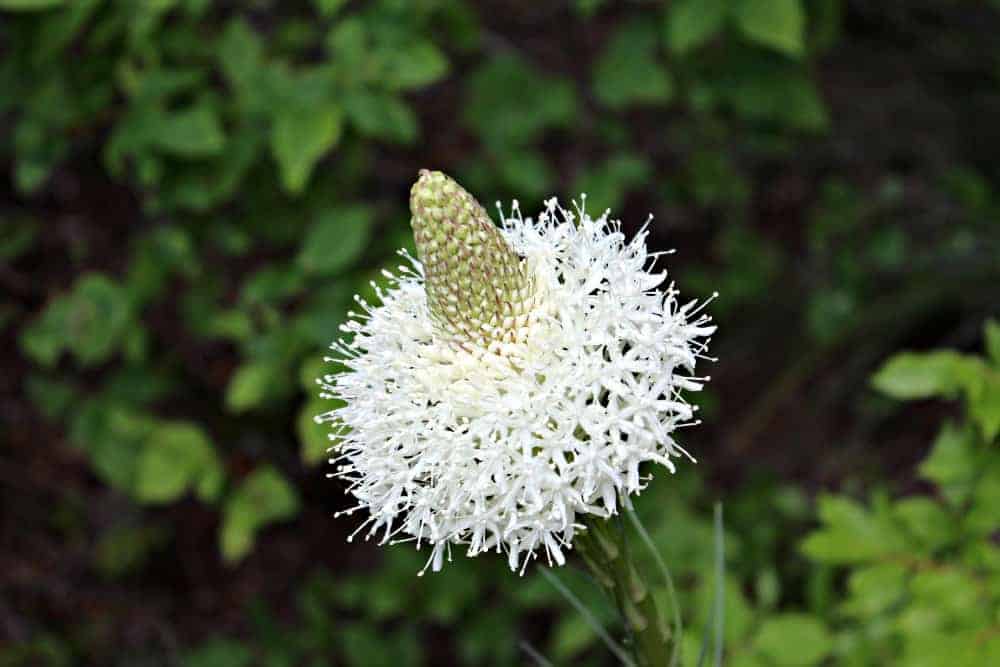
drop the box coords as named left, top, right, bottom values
left=410, top=169, right=535, bottom=348
left=320, top=174, right=716, bottom=573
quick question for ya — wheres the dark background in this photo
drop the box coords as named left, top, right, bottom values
left=2, top=1, right=999, bottom=665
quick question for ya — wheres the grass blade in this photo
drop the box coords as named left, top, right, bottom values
left=696, top=502, right=726, bottom=667
left=624, top=502, right=683, bottom=667
left=713, top=502, right=725, bottom=667
left=539, top=566, right=636, bottom=667
left=519, top=639, right=555, bottom=667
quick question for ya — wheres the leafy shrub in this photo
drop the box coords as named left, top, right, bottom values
left=801, top=321, right=1000, bottom=666
left=3, top=0, right=1000, bottom=664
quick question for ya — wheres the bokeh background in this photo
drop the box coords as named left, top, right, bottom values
left=2, top=1, right=999, bottom=665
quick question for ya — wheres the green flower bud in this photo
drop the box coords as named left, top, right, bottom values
left=409, top=169, right=535, bottom=347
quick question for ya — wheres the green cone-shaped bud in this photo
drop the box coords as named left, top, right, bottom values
left=409, top=169, right=535, bottom=348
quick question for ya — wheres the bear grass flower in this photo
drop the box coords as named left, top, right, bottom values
left=318, top=170, right=715, bottom=576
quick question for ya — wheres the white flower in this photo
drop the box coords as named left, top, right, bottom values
left=317, top=171, right=715, bottom=574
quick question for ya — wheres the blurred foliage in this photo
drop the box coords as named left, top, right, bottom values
left=797, top=322, right=1000, bottom=666
left=2, top=0, right=999, bottom=665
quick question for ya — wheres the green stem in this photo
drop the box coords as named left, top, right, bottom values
left=577, top=517, right=674, bottom=667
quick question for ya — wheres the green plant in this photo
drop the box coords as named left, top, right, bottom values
left=7, top=0, right=460, bottom=565
left=5, top=1, right=1000, bottom=665
left=801, top=320, right=1000, bottom=665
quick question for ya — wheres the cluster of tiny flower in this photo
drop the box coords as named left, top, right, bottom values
left=318, top=195, right=716, bottom=574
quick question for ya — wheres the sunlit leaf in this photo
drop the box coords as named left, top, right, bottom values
left=153, top=105, right=226, bottom=157
left=135, top=422, right=221, bottom=505
left=667, top=0, right=728, bottom=54
left=464, top=56, right=576, bottom=148
left=801, top=495, right=906, bottom=564
left=271, top=105, right=342, bottom=194
left=919, top=422, right=980, bottom=506
left=753, top=614, right=832, bottom=666
left=297, top=205, right=373, bottom=276
left=220, top=466, right=300, bottom=563
left=218, top=18, right=263, bottom=91
left=985, top=319, right=1000, bottom=366
left=225, top=361, right=286, bottom=414
left=343, top=91, right=417, bottom=144
left=382, top=40, right=449, bottom=90
left=871, top=351, right=982, bottom=400
left=593, top=20, right=673, bottom=109
left=734, top=0, right=805, bottom=57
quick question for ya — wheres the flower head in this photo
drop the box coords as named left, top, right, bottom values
left=318, top=171, right=715, bottom=573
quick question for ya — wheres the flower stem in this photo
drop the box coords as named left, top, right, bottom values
left=576, top=517, right=674, bottom=667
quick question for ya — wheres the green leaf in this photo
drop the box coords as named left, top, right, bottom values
left=219, top=505, right=255, bottom=565
left=21, top=273, right=133, bottom=367
left=94, top=524, right=169, bottom=579
left=801, top=495, right=905, bottom=564
left=34, top=0, right=103, bottom=63
left=969, top=371, right=1000, bottom=442
left=734, top=0, right=805, bottom=57
left=692, top=575, right=753, bottom=645
left=79, top=406, right=156, bottom=495
left=806, top=288, right=856, bottom=344
left=493, top=148, right=554, bottom=199
left=874, top=349, right=994, bottom=439
left=325, top=17, right=368, bottom=75
left=871, top=351, right=981, bottom=400
left=687, top=150, right=750, bottom=207
left=667, top=0, right=728, bottom=54
left=184, top=639, right=253, bottom=667
left=549, top=615, right=594, bottom=661
left=753, top=614, right=832, bottom=666
left=15, top=159, right=51, bottom=193
left=240, top=263, right=306, bottom=305
left=297, top=205, right=373, bottom=276
left=153, top=105, right=225, bottom=157
left=220, top=466, right=300, bottom=563
left=919, top=422, right=980, bottom=505
left=893, top=497, right=954, bottom=552
left=68, top=274, right=134, bottom=364
left=298, top=403, right=328, bottom=466
left=985, top=319, right=1000, bottom=366
left=127, top=69, right=205, bottom=106
left=218, top=18, right=263, bottom=91
left=293, top=284, right=353, bottom=347
left=225, top=361, right=285, bottom=414
left=135, top=422, right=221, bottom=505
left=967, top=467, right=1000, bottom=534
left=299, top=398, right=344, bottom=465
left=127, top=226, right=200, bottom=304
left=908, top=569, right=983, bottom=628
left=341, top=624, right=422, bottom=667
left=572, top=154, right=651, bottom=214
left=902, top=631, right=989, bottom=667
left=343, top=91, right=417, bottom=144
left=24, top=375, right=76, bottom=420
left=0, top=0, right=65, bottom=9
left=198, top=309, right=253, bottom=343
left=299, top=356, right=327, bottom=393
left=464, top=56, right=576, bottom=148
left=842, top=562, right=907, bottom=617
left=382, top=40, right=449, bottom=91
left=714, top=59, right=828, bottom=131
left=20, top=297, right=70, bottom=367
left=270, top=106, right=342, bottom=194
left=313, top=0, right=348, bottom=17
left=593, top=21, right=673, bottom=109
